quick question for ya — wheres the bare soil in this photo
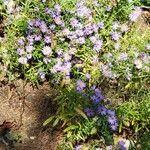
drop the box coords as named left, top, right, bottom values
left=0, top=80, right=63, bottom=150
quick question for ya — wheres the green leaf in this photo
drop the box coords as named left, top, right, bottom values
left=64, top=125, right=79, bottom=132
left=43, top=116, right=54, bottom=126
left=75, top=108, right=88, bottom=120
left=53, top=118, right=60, bottom=127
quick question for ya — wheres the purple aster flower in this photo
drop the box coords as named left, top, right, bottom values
left=91, top=95, right=100, bottom=103
left=27, top=35, right=34, bottom=43
left=54, top=4, right=61, bottom=14
left=107, top=110, right=115, bottom=116
left=108, top=116, right=117, bottom=125
left=118, top=53, right=128, bottom=61
left=70, top=18, right=81, bottom=28
left=44, top=36, right=51, bottom=44
left=40, top=21, right=48, bottom=33
left=118, top=141, right=127, bottom=150
left=146, top=43, right=150, bottom=50
left=84, top=24, right=94, bottom=35
left=18, top=57, right=27, bottom=65
left=129, top=7, right=141, bottom=22
left=54, top=16, right=63, bottom=26
left=17, top=48, right=25, bottom=55
left=110, top=123, right=118, bottom=131
left=56, top=48, right=63, bottom=56
left=34, top=19, right=41, bottom=27
left=97, top=22, right=104, bottom=29
left=49, top=24, right=56, bottom=30
left=111, top=32, right=121, bottom=41
left=84, top=108, right=95, bottom=117
left=34, top=35, right=42, bottom=41
left=76, top=29, right=84, bottom=37
left=63, top=52, right=72, bottom=62
left=76, top=37, right=85, bottom=44
left=43, top=57, right=51, bottom=64
left=76, top=80, right=86, bottom=92
left=100, top=64, right=114, bottom=79
left=27, top=53, right=32, bottom=59
left=75, top=145, right=82, bottom=150
left=90, top=36, right=98, bottom=44
left=25, top=45, right=34, bottom=53
left=93, top=40, right=103, bottom=52
left=112, top=21, right=120, bottom=30
left=76, top=3, right=91, bottom=18
left=45, top=8, right=51, bottom=15
left=61, top=63, right=71, bottom=76
left=85, top=73, right=91, bottom=80
left=106, top=5, right=111, bottom=12
left=97, top=106, right=107, bottom=116
left=93, top=24, right=99, bottom=32
left=18, top=39, right=24, bottom=45
left=28, top=20, right=34, bottom=27
left=42, top=46, right=52, bottom=56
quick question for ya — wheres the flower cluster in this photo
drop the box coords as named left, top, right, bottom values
left=83, top=85, right=118, bottom=131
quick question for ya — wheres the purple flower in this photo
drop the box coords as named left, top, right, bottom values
left=54, top=4, right=61, bottom=14
left=44, top=36, right=51, bottom=44
left=118, top=53, right=128, bottom=61
left=70, top=18, right=79, bottom=28
left=100, top=64, right=114, bottom=79
left=129, top=7, right=141, bottom=22
left=45, top=8, right=52, bottom=15
left=97, top=22, right=104, bottom=29
left=34, top=35, right=42, bottom=41
left=106, top=5, right=111, bottom=12
left=18, top=57, right=27, bottom=65
left=18, top=39, right=24, bottom=45
left=85, top=73, right=91, bottom=80
left=76, top=3, right=91, bottom=18
left=90, top=36, right=98, bottom=43
left=91, top=95, right=100, bottom=103
left=76, top=80, right=86, bottom=92
left=107, top=110, right=115, bottom=116
left=84, top=24, right=94, bottom=35
left=97, top=106, right=107, bottom=116
left=17, top=48, right=25, bottom=55
left=25, top=45, right=34, bottom=53
left=27, top=35, right=34, bottom=44
left=93, top=40, right=103, bottom=52
left=76, top=37, right=85, bottom=44
left=42, top=46, right=52, bottom=56
left=27, top=53, right=32, bottom=60
left=63, top=52, right=72, bottom=62
left=76, top=29, right=84, bottom=37
left=34, top=19, right=41, bottom=27
left=118, top=141, right=126, bottom=150
left=111, top=32, right=121, bottom=41
left=146, top=43, right=150, bottom=50
left=49, top=24, right=56, bottom=30
left=40, top=21, right=48, bottom=32
left=43, top=57, right=51, bottom=64
left=84, top=108, right=95, bottom=117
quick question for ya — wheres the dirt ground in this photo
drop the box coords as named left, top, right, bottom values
left=0, top=80, right=63, bottom=150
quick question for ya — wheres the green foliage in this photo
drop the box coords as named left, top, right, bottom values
left=117, top=93, right=150, bottom=133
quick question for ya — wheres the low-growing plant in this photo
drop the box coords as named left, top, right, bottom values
left=1, top=0, right=150, bottom=149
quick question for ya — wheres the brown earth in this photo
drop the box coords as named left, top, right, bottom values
left=0, top=80, right=63, bottom=150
